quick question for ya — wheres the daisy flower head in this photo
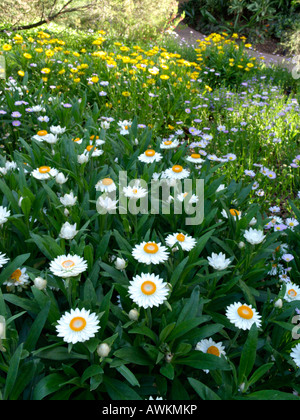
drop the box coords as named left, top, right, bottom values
left=118, top=120, right=132, bottom=135
left=4, top=267, right=30, bottom=291
left=282, top=282, right=300, bottom=302
left=186, top=153, right=204, bottom=164
left=163, top=165, right=190, bottom=180
left=32, top=130, right=58, bottom=144
left=60, top=191, right=77, bottom=207
left=207, top=252, right=231, bottom=270
left=221, top=208, right=242, bottom=220
left=286, top=218, right=299, bottom=230
left=96, top=195, right=118, bottom=214
left=290, top=343, right=300, bottom=368
left=132, top=241, right=169, bottom=265
left=165, top=232, right=196, bottom=251
left=138, top=149, right=163, bottom=164
left=123, top=185, right=148, bottom=199
left=282, top=253, right=294, bottom=263
left=128, top=273, right=169, bottom=309
left=31, top=166, right=59, bottom=180
left=244, top=228, right=266, bottom=245
left=56, top=308, right=100, bottom=344
left=226, top=302, right=262, bottom=330
left=0, top=253, right=9, bottom=268
left=49, top=254, right=88, bottom=278
left=195, top=338, right=226, bottom=373
left=95, top=177, right=117, bottom=193
left=0, top=206, right=10, bottom=226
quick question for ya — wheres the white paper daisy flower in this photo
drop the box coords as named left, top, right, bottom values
left=0, top=253, right=9, bottom=268
left=132, top=241, right=169, bottom=265
left=221, top=208, right=242, bottom=220
left=186, top=153, right=205, bottom=164
left=31, top=166, right=59, bottom=180
left=49, top=254, right=88, bottom=278
left=160, top=139, right=179, bottom=149
left=56, top=308, right=100, bottom=344
left=282, top=282, right=300, bottom=302
left=207, top=252, right=231, bottom=270
left=123, top=185, right=148, bottom=199
left=163, top=165, right=190, bottom=180
left=244, top=228, right=266, bottom=245
left=226, top=302, right=262, bottom=330
left=138, top=149, right=163, bottom=164
left=3, top=267, right=30, bottom=290
left=291, top=343, right=300, bottom=368
left=195, top=338, right=226, bottom=373
left=128, top=273, right=169, bottom=309
left=95, top=177, right=117, bottom=193
left=165, top=232, right=196, bottom=251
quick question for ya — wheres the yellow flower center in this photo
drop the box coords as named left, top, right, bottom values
left=172, top=165, right=183, bottom=173
left=38, top=166, right=51, bottom=174
left=237, top=305, right=254, bottom=320
left=73, top=137, right=81, bottom=142
left=207, top=345, right=220, bottom=357
left=69, top=317, right=87, bottom=332
left=143, top=242, right=159, bottom=254
left=164, top=141, right=172, bottom=145
left=288, top=289, right=297, bottom=298
left=176, top=233, right=186, bottom=242
left=102, top=178, right=113, bottom=186
left=145, top=149, right=156, bottom=157
left=191, top=153, right=201, bottom=159
left=229, top=209, right=240, bottom=217
left=37, top=130, right=48, bottom=136
left=141, top=280, right=157, bottom=295
left=61, top=260, right=75, bottom=269
left=10, top=269, right=22, bottom=282
left=86, top=145, right=94, bottom=152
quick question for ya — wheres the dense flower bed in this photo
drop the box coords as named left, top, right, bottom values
left=0, top=28, right=299, bottom=400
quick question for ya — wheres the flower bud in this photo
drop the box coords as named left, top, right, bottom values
left=128, top=308, right=139, bottom=321
left=238, top=241, right=245, bottom=249
left=97, top=343, right=111, bottom=358
left=114, top=257, right=126, bottom=270
left=165, top=352, right=173, bottom=363
left=55, top=172, right=68, bottom=184
left=274, top=298, right=283, bottom=309
left=34, top=276, right=47, bottom=290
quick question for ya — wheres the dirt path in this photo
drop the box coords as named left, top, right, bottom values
left=173, top=25, right=295, bottom=72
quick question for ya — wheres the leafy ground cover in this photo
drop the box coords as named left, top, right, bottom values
left=0, top=26, right=299, bottom=400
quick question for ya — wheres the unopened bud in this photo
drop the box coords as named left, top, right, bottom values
left=274, top=299, right=283, bottom=309
left=238, top=241, right=245, bottom=249
left=165, top=352, right=173, bottom=363
left=97, top=343, right=111, bottom=358
left=128, top=308, right=139, bottom=321
left=34, top=277, right=47, bottom=290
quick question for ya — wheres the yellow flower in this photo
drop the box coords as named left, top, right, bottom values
left=58, top=69, right=66, bottom=75
left=160, top=75, right=169, bottom=80
left=18, top=70, right=25, bottom=77
left=74, top=78, right=80, bottom=83
left=45, top=50, right=54, bottom=58
left=247, top=63, right=254, bottom=68
left=23, top=53, right=32, bottom=59
left=91, top=76, right=99, bottom=83
left=35, top=48, right=43, bottom=53
left=205, top=85, right=212, bottom=92
left=122, top=91, right=131, bottom=97
left=2, top=44, right=12, bottom=51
